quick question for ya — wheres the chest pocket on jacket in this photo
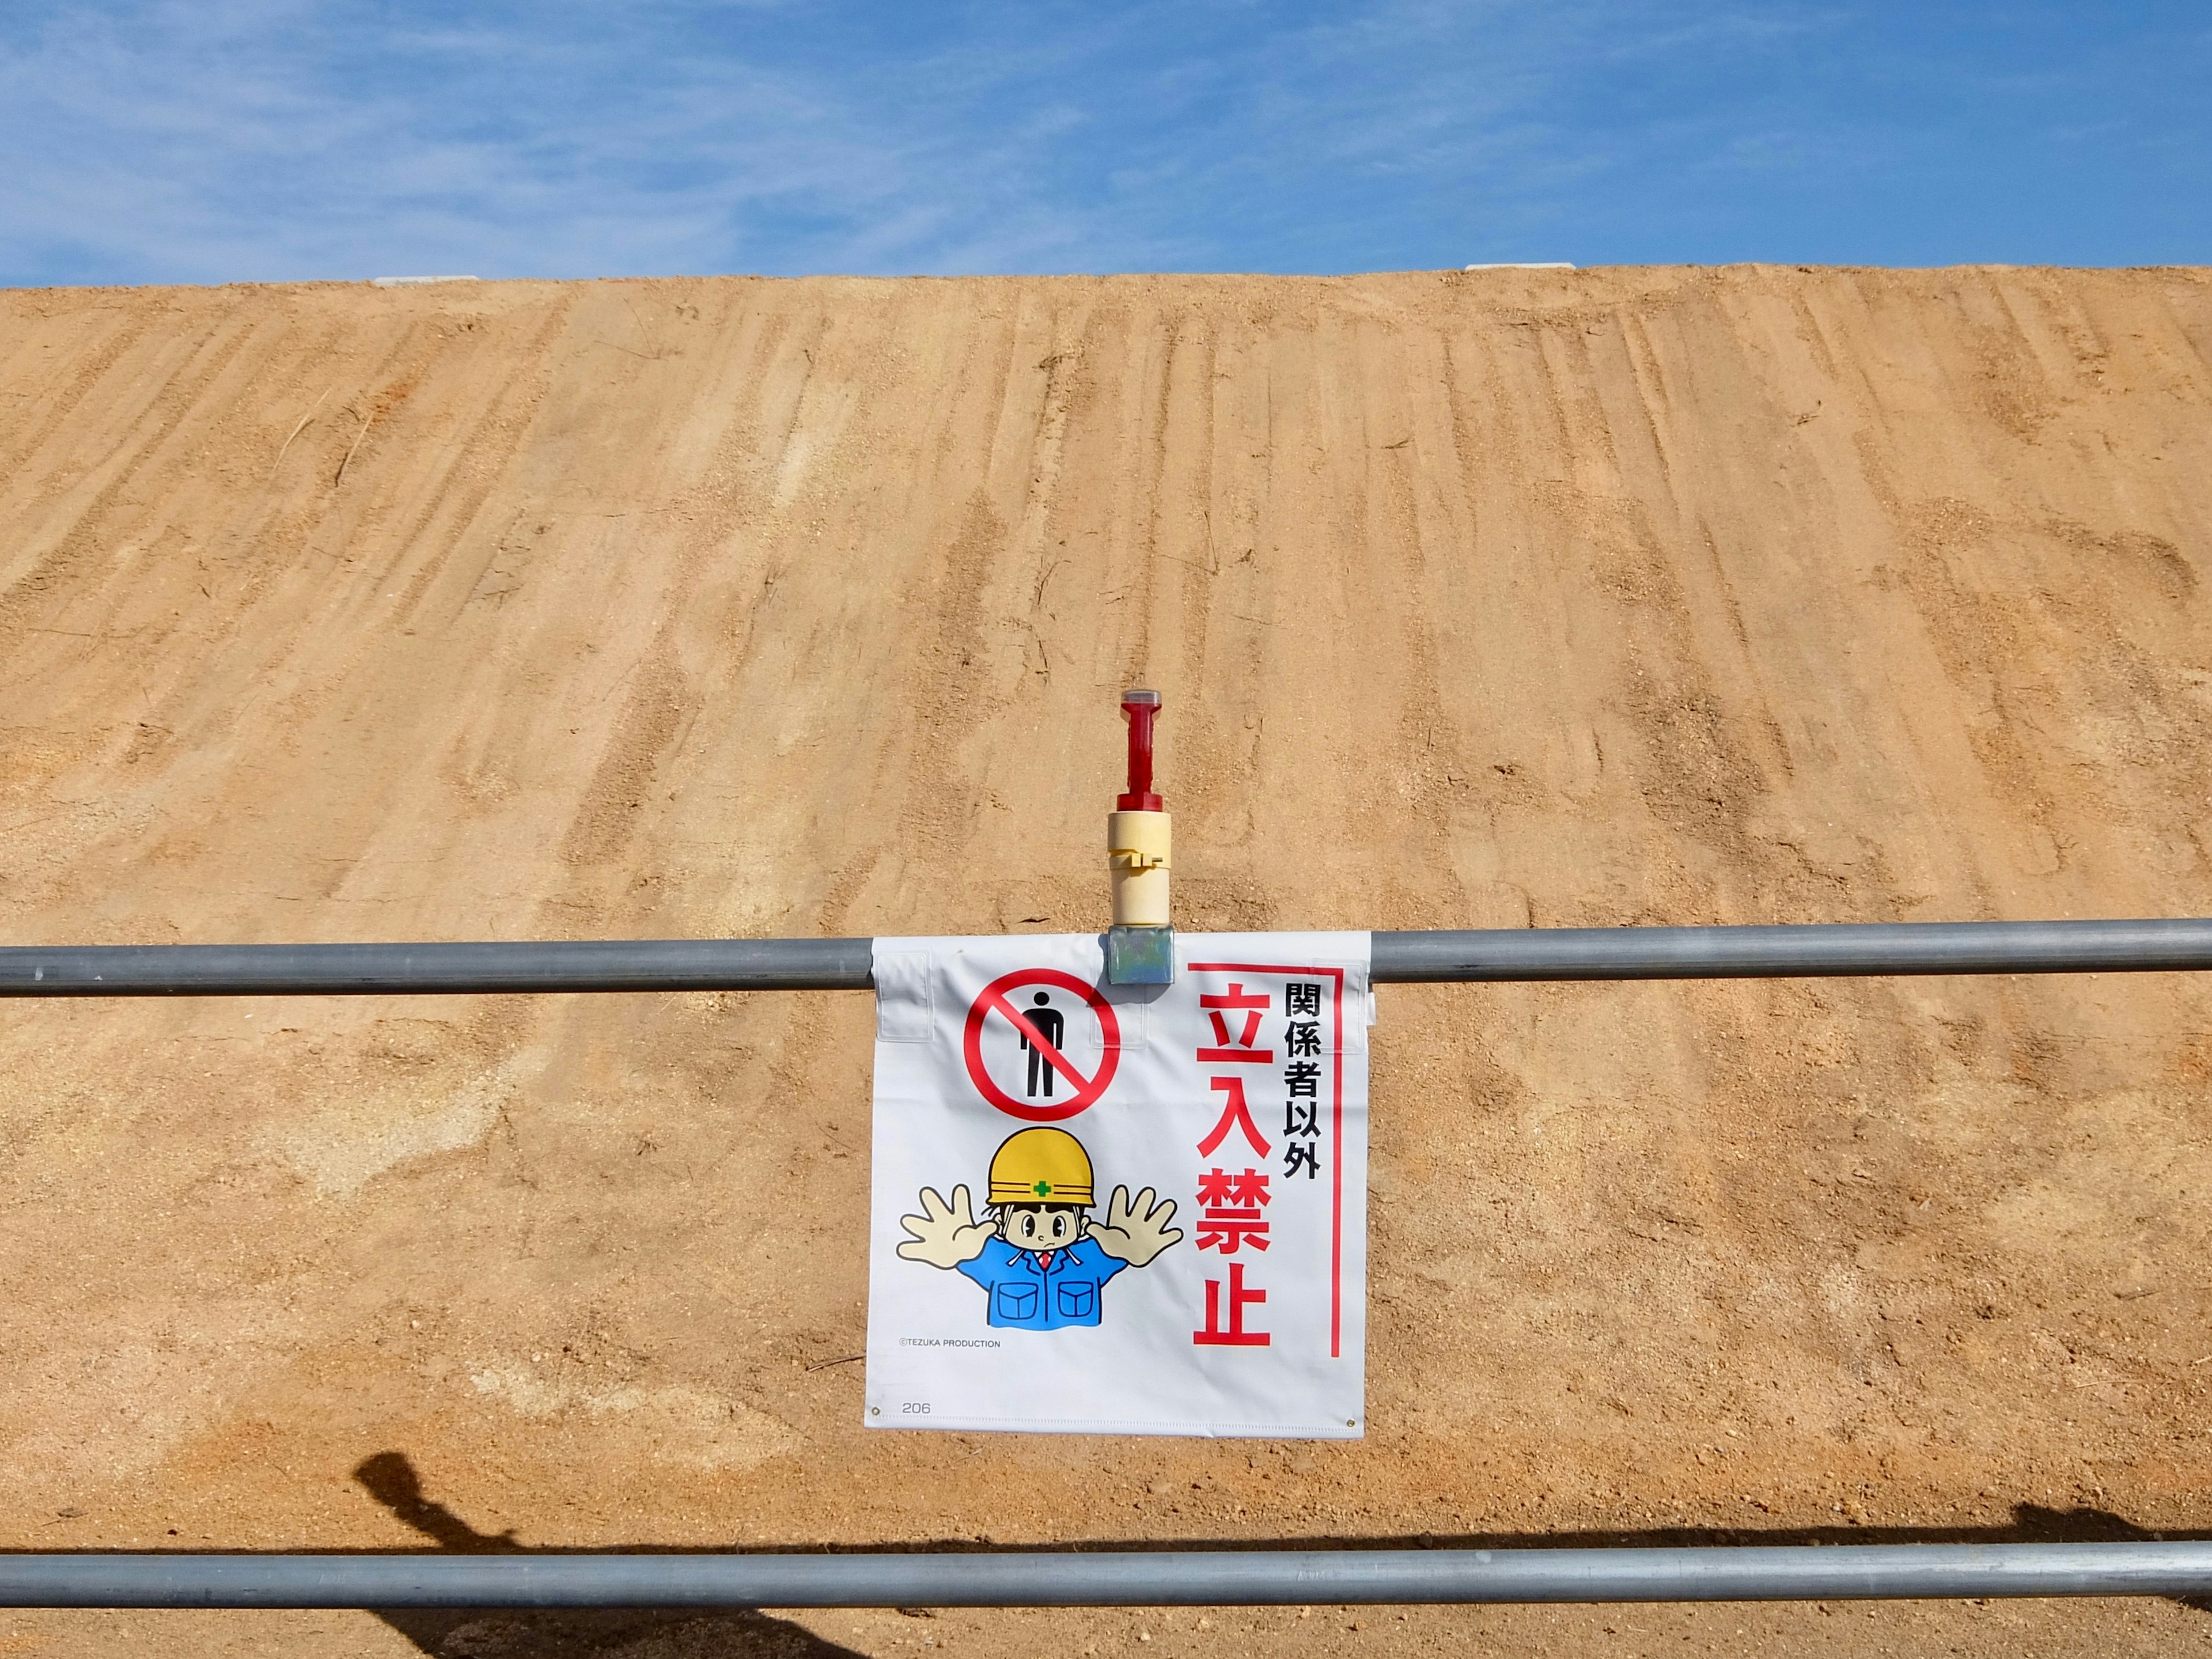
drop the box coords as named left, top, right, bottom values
left=1056, top=1281, right=1096, bottom=1320
left=995, top=1283, right=1038, bottom=1321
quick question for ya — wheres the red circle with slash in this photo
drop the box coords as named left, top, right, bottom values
left=963, top=968, right=1120, bottom=1122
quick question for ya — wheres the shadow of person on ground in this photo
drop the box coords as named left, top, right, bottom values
left=355, top=1453, right=521, bottom=1555
left=354, top=1453, right=865, bottom=1659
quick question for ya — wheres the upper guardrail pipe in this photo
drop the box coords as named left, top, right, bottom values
left=1366, top=918, right=2212, bottom=982
left=6, top=919, right=2212, bottom=997
left=0, top=938, right=876, bottom=996
left=2, top=1543, right=2210, bottom=1607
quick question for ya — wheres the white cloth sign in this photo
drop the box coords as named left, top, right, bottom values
left=866, top=931, right=1370, bottom=1438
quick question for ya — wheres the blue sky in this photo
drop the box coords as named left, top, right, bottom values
left=1, top=1, right=2206, bottom=285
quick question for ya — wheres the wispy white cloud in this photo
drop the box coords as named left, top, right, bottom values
left=0, top=0, right=2205, bottom=284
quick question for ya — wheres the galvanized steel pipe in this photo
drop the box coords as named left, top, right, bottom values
left=1367, top=917, right=2212, bottom=982
left=0, top=937, right=874, bottom=996
left=2, top=1543, right=2210, bottom=1607
left=7, top=919, right=2212, bottom=996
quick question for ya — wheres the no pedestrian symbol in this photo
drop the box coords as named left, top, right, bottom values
left=961, top=968, right=1121, bottom=1123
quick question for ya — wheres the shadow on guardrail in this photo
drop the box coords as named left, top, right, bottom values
left=18, top=1451, right=2208, bottom=1658
left=350, top=1453, right=865, bottom=1657
left=343, top=1450, right=2212, bottom=1656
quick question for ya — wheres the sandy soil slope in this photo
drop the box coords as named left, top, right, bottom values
left=2, top=264, right=2211, bottom=1657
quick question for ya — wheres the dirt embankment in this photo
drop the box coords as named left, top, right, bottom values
left=3, top=265, right=2212, bottom=1657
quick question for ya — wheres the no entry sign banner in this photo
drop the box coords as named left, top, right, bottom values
left=867, top=932, right=1371, bottom=1437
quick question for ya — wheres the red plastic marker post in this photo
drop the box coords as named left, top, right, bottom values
left=1106, top=688, right=1172, bottom=983
left=1119, top=689, right=1162, bottom=812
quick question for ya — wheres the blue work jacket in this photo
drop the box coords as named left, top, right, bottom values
left=958, top=1236, right=1126, bottom=1330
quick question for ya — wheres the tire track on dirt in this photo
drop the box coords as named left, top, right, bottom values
left=0, top=297, right=158, bottom=498
left=0, top=306, right=260, bottom=644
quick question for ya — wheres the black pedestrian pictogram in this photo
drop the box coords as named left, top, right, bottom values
left=1020, top=991, right=1067, bottom=1097
left=963, top=968, right=1120, bottom=1122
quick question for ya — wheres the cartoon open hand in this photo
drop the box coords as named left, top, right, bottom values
left=1086, top=1185, right=1183, bottom=1267
left=896, top=1184, right=993, bottom=1268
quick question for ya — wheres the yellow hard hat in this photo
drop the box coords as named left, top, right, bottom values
left=988, top=1127, right=1095, bottom=1207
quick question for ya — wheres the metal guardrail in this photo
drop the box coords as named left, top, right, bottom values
left=6, top=919, right=2212, bottom=995
left=10, top=917, right=2211, bottom=1609
left=2, top=1543, right=2210, bottom=1607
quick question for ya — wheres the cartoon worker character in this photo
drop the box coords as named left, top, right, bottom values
left=897, top=1127, right=1182, bottom=1331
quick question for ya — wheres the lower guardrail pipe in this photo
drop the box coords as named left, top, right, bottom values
left=2, top=1544, right=2211, bottom=1608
